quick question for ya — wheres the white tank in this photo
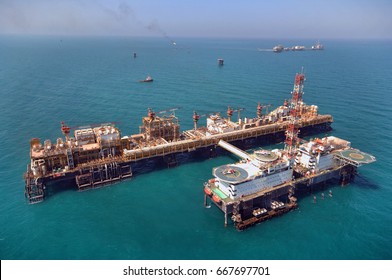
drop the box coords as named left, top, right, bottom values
left=56, top=138, right=64, bottom=149
left=32, top=166, right=39, bottom=176
left=41, top=165, right=47, bottom=175
left=44, top=139, right=51, bottom=150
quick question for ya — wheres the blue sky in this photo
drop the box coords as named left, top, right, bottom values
left=1, top=0, right=391, bottom=39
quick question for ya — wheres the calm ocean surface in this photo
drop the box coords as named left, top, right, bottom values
left=0, top=35, right=391, bottom=260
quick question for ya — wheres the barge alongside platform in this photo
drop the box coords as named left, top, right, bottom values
left=24, top=73, right=333, bottom=203
left=204, top=139, right=374, bottom=230
left=203, top=73, right=375, bottom=230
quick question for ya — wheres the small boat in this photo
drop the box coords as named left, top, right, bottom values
left=252, top=208, right=267, bottom=217
left=212, top=194, right=222, bottom=204
left=204, top=186, right=213, bottom=196
left=140, top=75, right=153, bottom=82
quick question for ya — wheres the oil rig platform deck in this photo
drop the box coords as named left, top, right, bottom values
left=24, top=73, right=333, bottom=203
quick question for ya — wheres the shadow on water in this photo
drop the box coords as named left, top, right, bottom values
left=294, top=172, right=379, bottom=205
left=44, top=178, right=78, bottom=198
left=41, top=148, right=215, bottom=201
left=294, top=179, right=340, bottom=201
left=352, top=174, right=380, bottom=190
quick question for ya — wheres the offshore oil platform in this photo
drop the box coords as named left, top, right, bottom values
left=203, top=73, right=375, bottom=230
left=24, top=73, right=334, bottom=204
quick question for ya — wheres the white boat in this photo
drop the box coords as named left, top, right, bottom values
left=140, top=75, right=153, bottom=82
left=273, top=45, right=284, bottom=53
left=311, top=41, right=324, bottom=50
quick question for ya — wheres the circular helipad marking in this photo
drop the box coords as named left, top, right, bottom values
left=349, top=153, right=364, bottom=160
left=214, top=165, right=248, bottom=183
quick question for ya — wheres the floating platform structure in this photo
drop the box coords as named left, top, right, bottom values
left=203, top=73, right=375, bottom=230
left=24, top=73, right=333, bottom=203
left=203, top=139, right=375, bottom=230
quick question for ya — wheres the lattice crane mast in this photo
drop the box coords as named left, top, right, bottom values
left=285, top=72, right=305, bottom=157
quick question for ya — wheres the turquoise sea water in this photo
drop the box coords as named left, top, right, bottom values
left=0, top=36, right=391, bottom=260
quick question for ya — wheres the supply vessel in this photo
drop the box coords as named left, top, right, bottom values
left=203, top=73, right=375, bottom=230
left=24, top=73, right=333, bottom=203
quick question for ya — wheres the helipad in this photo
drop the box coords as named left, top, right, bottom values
left=334, top=148, right=376, bottom=166
left=254, top=150, right=279, bottom=162
left=213, top=165, right=249, bottom=183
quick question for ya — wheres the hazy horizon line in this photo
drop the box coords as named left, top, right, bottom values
left=1, top=32, right=391, bottom=41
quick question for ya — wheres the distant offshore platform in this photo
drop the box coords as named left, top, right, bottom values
left=258, top=41, right=324, bottom=53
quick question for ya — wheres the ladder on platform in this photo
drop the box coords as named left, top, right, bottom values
left=76, top=162, right=133, bottom=190
left=66, top=148, right=74, bottom=169
left=25, top=173, right=45, bottom=204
